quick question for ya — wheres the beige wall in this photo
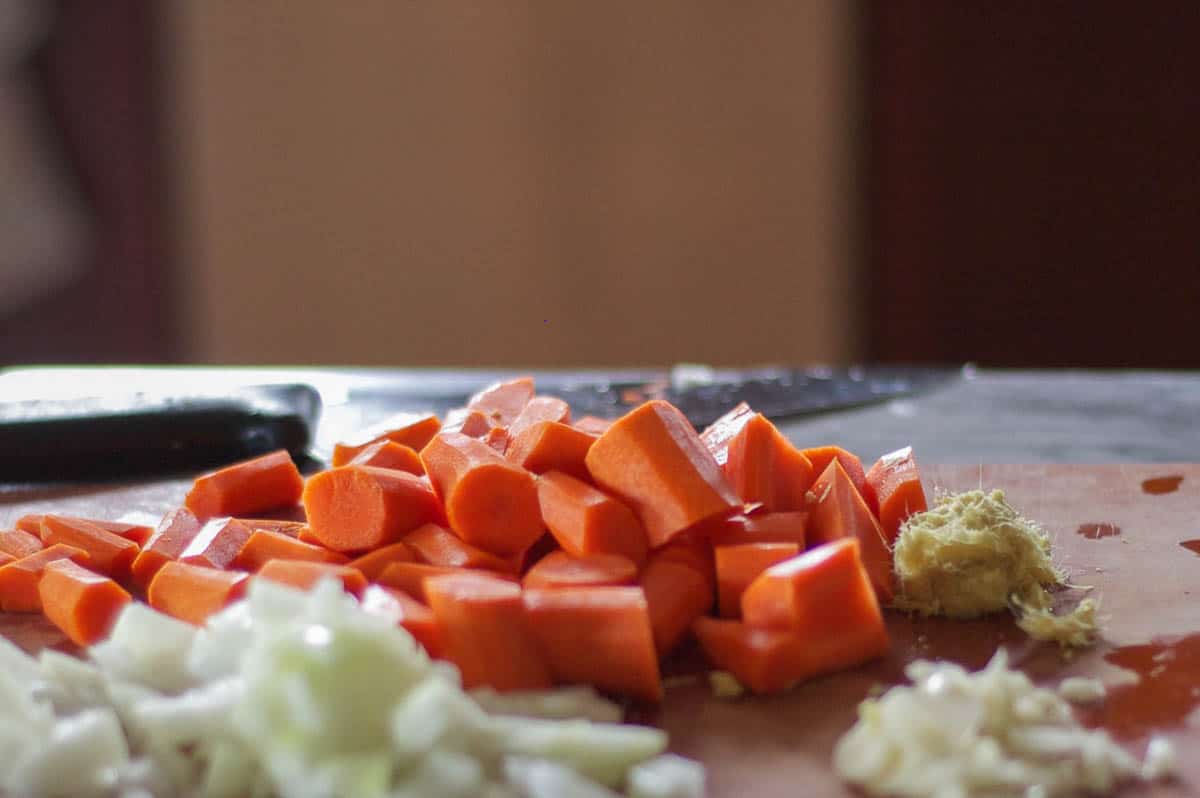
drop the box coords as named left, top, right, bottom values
left=165, top=1, right=861, bottom=367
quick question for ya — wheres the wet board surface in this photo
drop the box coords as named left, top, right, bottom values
left=2, top=463, right=1198, bottom=797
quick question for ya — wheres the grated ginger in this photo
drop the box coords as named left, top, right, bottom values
left=892, top=489, right=1100, bottom=647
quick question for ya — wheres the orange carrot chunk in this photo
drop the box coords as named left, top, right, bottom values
left=303, top=465, right=442, bottom=552
left=0, top=544, right=90, bottom=612
left=438, top=408, right=497, bottom=439
left=256, top=560, right=367, bottom=597
left=129, top=507, right=203, bottom=591
left=706, top=511, right=808, bottom=547
left=715, top=543, right=802, bottom=618
left=506, top=421, right=596, bottom=482
left=425, top=572, right=552, bottom=690
left=376, top=562, right=516, bottom=604
left=345, top=440, right=426, bottom=474
left=536, top=471, right=648, bottom=567
left=0, top=552, right=12, bottom=567
left=185, top=449, right=304, bottom=519
left=404, top=523, right=515, bottom=572
left=332, top=412, right=442, bottom=466
left=178, top=517, right=255, bottom=570
left=807, top=460, right=894, bottom=603
left=147, top=561, right=250, bottom=625
left=698, top=402, right=755, bottom=465
left=524, top=586, right=662, bottom=702
left=523, top=551, right=638, bottom=589
left=18, top=514, right=153, bottom=547
left=466, top=376, right=535, bottom=426
left=573, top=416, right=613, bottom=436
left=39, top=515, right=140, bottom=583
left=232, top=529, right=349, bottom=572
left=722, top=414, right=815, bottom=511
left=800, top=445, right=877, bottom=515
left=359, top=584, right=443, bottom=658
left=508, top=396, right=571, bottom=440
left=640, top=550, right=714, bottom=658
left=483, top=426, right=510, bottom=455
left=585, top=400, right=739, bottom=548
left=296, top=526, right=324, bottom=546
left=420, top=432, right=544, bottom=557
left=346, top=541, right=416, bottom=581
left=38, top=559, right=131, bottom=646
left=865, top=446, right=928, bottom=545
left=234, top=519, right=308, bottom=537
left=0, top=527, right=45, bottom=559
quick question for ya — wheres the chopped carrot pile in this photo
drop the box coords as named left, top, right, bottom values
left=9, top=376, right=930, bottom=701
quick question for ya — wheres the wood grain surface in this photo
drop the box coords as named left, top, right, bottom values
left=2, top=464, right=1198, bottom=796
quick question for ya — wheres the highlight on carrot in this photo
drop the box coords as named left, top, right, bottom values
left=231, top=529, right=349, bottom=572
left=807, top=460, right=894, bottom=603
left=358, top=584, right=442, bottom=658
left=720, top=413, right=815, bottom=511
left=438, top=408, right=496, bottom=439
left=424, top=571, right=552, bottom=690
left=256, top=559, right=367, bottom=598
left=585, top=400, right=740, bottom=548
left=715, top=542, right=801, bottom=618
left=706, top=511, right=808, bottom=547
left=536, top=471, right=648, bottom=567
left=507, top=395, right=571, bottom=440
left=506, top=421, right=596, bottom=482
left=466, top=376, right=535, bottom=426
left=0, top=544, right=90, bottom=612
left=523, top=585, right=663, bottom=702
left=345, top=440, right=426, bottom=475
left=346, top=541, right=416, bottom=581
left=39, top=514, right=139, bottom=583
left=572, top=416, right=614, bottom=436
left=865, top=446, right=928, bottom=545
left=303, top=465, right=442, bottom=552
left=0, top=527, right=45, bottom=559
left=420, top=432, right=544, bottom=557
left=800, top=445, right=876, bottom=515
left=403, top=523, right=515, bottom=572
left=0, top=552, right=12, bottom=567
left=130, top=507, right=203, bottom=591
left=178, top=517, right=255, bottom=570
left=185, top=449, right=305, bottom=519
left=147, top=561, right=250, bottom=625
left=483, top=426, right=510, bottom=455
left=37, top=559, right=131, bottom=646
left=522, top=551, right=639, bottom=590
left=19, top=514, right=153, bottom=548
left=234, top=519, right=308, bottom=537
left=331, top=411, right=442, bottom=466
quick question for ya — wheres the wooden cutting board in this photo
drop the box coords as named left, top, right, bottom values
left=2, top=464, right=1198, bottom=797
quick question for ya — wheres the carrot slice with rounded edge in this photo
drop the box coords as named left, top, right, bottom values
left=147, top=561, right=250, bottom=625
left=404, top=523, right=515, bottom=572
left=346, top=541, right=416, bottom=581
left=483, top=427, right=510, bottom=455
left=0, top=544, right=90, bottom=612
left=723, top=414, right=815, bottom=511
left=256, top=560, right=367, bottom=597
left=39, top=515, right=139, bottom=583
left=585, top=400, right=739, bottom=548
left=296, top=526, right=323, bottom=546
left=715, top=543, right=801, bottom=618
left=807, top=460, right=894, bottom=602
left=185, top=449, right=304, bottom=519
left=508, top=396, right=571, bottom=440
left=38, top=559, right=131, bottom=646
left=425, top=572, right=551, bottom=690
left=522, top=551, right=638, bottom=589
left=438, top=408, right=496, bottom=439
left=345, top=440, right=426, bottom=474
left=0, top=552, right=12, bottom=567
left=506, top=421, right=596, bottom=482
left=866, top=446, right=928, bottom=545
left=359, top=584, right=442, bottom=658
left=178, top=517, right=255, bottom=570
left=376, top=562, right=516, bottom=604
left=332, top=412, right=442, bottom=466
left=706, top=511, right=808, bottom=547
left=18, top=514, right=153, bottom=547
left=234, top=519, right=307, bottom=537
left=640, top=551, right=714, bottom=658
left=232, top=529, right=349, bottom=572
left=573, top=416, right=613, bottom=436
left=130, top=507, right=203, bottom=591
left=800, top=445, right=876, bottom=515
left=303, top=465, right=442, bottom=552
left=0, top=527, right=44, bottom=559
left=536, top=471, right=648, bottom=567
left=698, top=402, right=754, bottom=467
left=420, top=433, right=543, bottom=557
left=523, top=586, right=662, bottom=702
left=466, top=376, right=535, bottom=426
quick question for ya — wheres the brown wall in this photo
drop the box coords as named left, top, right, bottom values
left=165, top=1, right=861, bottom=367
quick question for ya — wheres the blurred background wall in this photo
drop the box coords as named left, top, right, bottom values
left=1, top=1, right=1197, bottom=368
